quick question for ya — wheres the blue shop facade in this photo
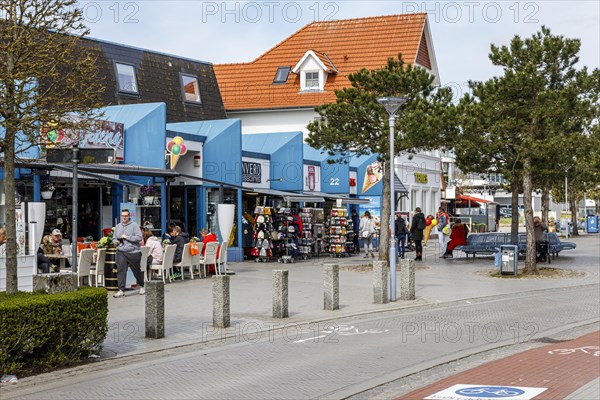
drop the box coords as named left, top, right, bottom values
left=2, top=103, right=405, bottom=262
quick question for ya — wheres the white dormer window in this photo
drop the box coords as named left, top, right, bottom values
left=305, top=71, right=319, bottom=89
left=292, top=50, right=337, bottom=93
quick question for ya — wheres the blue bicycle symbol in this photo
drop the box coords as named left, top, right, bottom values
left=456, top=386, right=525, bottom=398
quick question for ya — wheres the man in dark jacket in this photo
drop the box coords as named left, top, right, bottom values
left=394, top=212, right=409, bottom=259
left=171, top=225, right=190, bottom=264
left=410, top=207, right=426, bottom=261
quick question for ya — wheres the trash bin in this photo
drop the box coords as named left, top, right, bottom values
left=587, top=215, right=598, bottom=233
left=499, top=245, right=518, bottom=275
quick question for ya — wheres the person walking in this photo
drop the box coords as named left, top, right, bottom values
left=410, top=207, right=426, bottom=261
left=436, top=207, right=449, bottom=255
left=443, top=218, right=468, bottom=258
left=113, top=210, right=145, bottom=298
left=394, top=212, right=409, bottom=259
left=359, top=211, right=376, bottom=258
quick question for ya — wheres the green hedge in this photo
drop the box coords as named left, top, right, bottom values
left=0, top=287, right=108, bottom=375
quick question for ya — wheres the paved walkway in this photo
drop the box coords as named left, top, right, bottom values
left=399, top=330, right=600, bottom=400
left=102, top=234, right=599, bottom=358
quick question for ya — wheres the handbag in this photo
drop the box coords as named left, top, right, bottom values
left=189, top=242, right=200, bottom=256
left=361, top=231, right=370, bottom=238
left=442, top=225, right=451, bottom=235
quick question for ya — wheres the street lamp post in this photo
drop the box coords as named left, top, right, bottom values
left=377, top=96, right=407, bottom=302
left=564, top=164, right=571, bottom=240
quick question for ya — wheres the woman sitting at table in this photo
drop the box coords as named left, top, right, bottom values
left=143, top=229, right=163, bottom=267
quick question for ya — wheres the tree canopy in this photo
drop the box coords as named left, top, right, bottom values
left=1, top=0, right=105, bottom=293
left=306, top=54, right=457, bottom=260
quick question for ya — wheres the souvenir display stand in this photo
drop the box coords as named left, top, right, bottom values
left=298, top=208, right=315, bottom=260
left=326, top=207, right=350, bottom=257
left=251, top=206, right=274, bottom=262
left=273, top=208, right=297, bottom=263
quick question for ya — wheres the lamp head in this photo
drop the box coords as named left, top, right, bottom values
left=377, top=96, right=408, bottom=116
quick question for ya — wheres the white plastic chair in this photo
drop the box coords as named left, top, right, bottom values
left=140, top=246, right=150, bottom=282
left=90, top=247, right=106, bottom=287
left=215, top=241, right=229, bottom=275
left=199, top=242, right=219, bottom=277
left=62, top=244, right=72, bottom=257
left=191, top=242, right=205, bottom=278
left=173, top=243, right=194, bottom=280
left=150, top=245, right=176, bottom=284
left=77, top=249, right=94, bottom=286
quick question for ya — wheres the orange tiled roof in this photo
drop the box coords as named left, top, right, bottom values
left=215, top=13, right=429, bottom=111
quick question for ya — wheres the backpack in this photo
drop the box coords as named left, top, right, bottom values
left=417, top=216, right=426, bottom=231
left=397, top=218, right=407, bottom=234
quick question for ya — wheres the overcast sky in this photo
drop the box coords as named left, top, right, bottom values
left=83, top=0, right=599, bottom=99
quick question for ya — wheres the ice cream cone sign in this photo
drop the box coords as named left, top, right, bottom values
left=361, top=161, right=383, bottom=193
left=166, top=136, right=188, bottom=169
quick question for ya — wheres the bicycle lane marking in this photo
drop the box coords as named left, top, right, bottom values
left=400, top=330, right=600, bottom=400
left=424, top=384, right=546, bottom=400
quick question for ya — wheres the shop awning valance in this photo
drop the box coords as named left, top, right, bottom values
left=246, top=188, right=325, bottom=203
left=455, top=194, right=492, bottom=207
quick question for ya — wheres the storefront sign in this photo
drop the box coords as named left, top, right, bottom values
left=42, top=119, right=126, bottom=160
left=415, top=172, right=428, bottom=184
left=242, top=161, right=262, bottom=183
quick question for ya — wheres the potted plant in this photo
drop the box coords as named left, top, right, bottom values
left=41, top=181, right=55, bottom=199
left=141, top=185, right=156, bottom=205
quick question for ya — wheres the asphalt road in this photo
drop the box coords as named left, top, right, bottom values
left=4, top=284, right=599, bottom=400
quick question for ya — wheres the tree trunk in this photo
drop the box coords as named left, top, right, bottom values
left=4, top=125, right=18, bottom=293
left=570, top=191, right=579, bottom=236
left=510, top=180, right=519, bottom=240
left=379, top=162, right=391, bottom=262
left=594, top=188, right=600, bottom=215
left=522, top=158, right=538, bottom=274
left=541, top=185, right=550, bottom=226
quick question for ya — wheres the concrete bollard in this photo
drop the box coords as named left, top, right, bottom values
left=323, top=263, right=339, bottom=310
left=272, top=270, right=288, bottom=318
left=145, top=281, right=165, bottom=338
left=400, top=259, right=415, bottom=300
left=373, top=260, right=389, bottom=304
left=212, top=275, right=230, bottom=328
left=33, top=273, right=77, bottom=294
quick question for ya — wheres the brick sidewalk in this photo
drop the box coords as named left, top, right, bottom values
left=400, top=331, right=600, bottom=400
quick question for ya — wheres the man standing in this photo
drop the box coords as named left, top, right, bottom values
left=394, top=212, right=408, bottom=259
left=113, top=210, right=145, bottom=298
left=436, top=207, right=449, bottom=256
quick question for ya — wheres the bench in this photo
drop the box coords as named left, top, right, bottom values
left=456, top=233, right=520, bottom=259
left=455, top=232, right=575, bottom=260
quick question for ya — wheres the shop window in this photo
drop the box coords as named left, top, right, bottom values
left=115, top=62, right=138, bottom=94
left=181, top=74, right=201, bottom=103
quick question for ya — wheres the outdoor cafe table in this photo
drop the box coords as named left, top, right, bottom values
left=46, top=254, right=71, bottom=271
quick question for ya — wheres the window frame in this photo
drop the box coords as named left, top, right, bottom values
left=114, top=62, right=139, bottom=95
left=273, top=66, right=291, bottom=85
left=180, top=73, right=202, bottom=104
left=304, top=71, right=320, bottom=90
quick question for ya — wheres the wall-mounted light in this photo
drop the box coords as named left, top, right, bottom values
left=194, top=154, right=201, bottom=167
left=267, top=178, right=283, bottom=182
